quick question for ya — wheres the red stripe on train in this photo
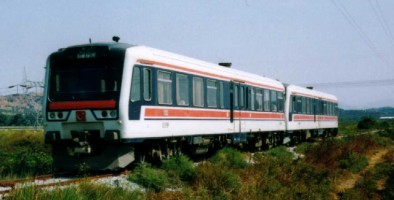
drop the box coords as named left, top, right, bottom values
left=145, top=108, right=284, bottom=120
left=49, top=100, right=116, bottom=110
left=292, top=114, right=337, bottom=121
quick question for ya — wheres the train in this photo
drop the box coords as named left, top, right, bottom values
left=43, top=39, right=338, bottom=171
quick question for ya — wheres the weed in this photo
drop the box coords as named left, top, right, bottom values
left=161, top=155, right=196, bottom=184
left=128, top=163, right=170, bottom=192
left=9, top=183, right=145, bottom=200
left=195, top=163, right=242, bottom=197
left=0, top=130, right=52, bottom=179
left=210, top=147, right=247, bottom=169
left=339, top=152, right=369, bottom=173
left=265, top=146, right=294, bottom=161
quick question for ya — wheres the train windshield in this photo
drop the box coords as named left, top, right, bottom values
left=48, top=56, right=123, bottom=101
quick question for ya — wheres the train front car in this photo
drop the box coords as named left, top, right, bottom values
left=285, top=85, right=338, bottom=143
left=43, top=43, right=134, bottom=171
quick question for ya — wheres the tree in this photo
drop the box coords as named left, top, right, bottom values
left=357, top=116, right=376, bottom=130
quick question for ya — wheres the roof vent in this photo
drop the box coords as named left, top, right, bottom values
left=218, top=62, right=232, bottom=68
left=112, top=36, right=120, bottom=43
left=306, top=86, right=314, bottom=90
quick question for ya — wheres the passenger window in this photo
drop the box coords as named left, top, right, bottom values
left=277, top=92, right=284, bottom=112
left=302, top=97, right=306, bottom=114
left=256, top=89, right=263, bottom=111
left=264, top=89, right=270, bottom=111
left=240, top=86, right=245, bottom=109
left=219, top=82, right=224, bottom=108
left=310, top=99, right=314, bottom=114
left=130, top=67, right=141, bottom=102
left=234, top=84, right=239, bottom=108
left=207, top=79, right=218, bottom=108
left=270, top=90, right=277, bottom=112
left=143, top=68, right=152, bottom=101
left=176, top=74, right=189, bottom=106
left=250, top=88, right=255, bottom=110
left=158, top=71, right=172, bottom=105
left=296, top=96, right=302, bottom=113
left=291, top=96, right=297, bottom=113
left=193, top=77, right=204, bottom=107
left=306, top=98, right=310, bottom=114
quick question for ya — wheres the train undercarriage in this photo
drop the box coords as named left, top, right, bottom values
left=51, top=128, right=338, bottom=171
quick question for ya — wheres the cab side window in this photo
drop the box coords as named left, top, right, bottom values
left=130, top=67, right=141, bottom=102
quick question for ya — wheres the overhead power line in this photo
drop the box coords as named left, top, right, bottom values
left=330, top=0, right=391, bottom=68
left=368, top=0, right=394, bottom=46
left=301, top=78, right=394, bottom=88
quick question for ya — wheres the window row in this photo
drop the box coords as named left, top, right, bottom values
left=157, top=71, right=226, bottom=108
left=130, top=66, right=284, bottom=113
left=130, top=67, right=226, bottom=109
left=234, top=85, right=284, bottom=112
left=291, top=95, right=338, bottom=116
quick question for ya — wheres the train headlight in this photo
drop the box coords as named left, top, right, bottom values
left=49, top=112, right=56, bottom=119
left=93, top=110, right=117, bottom=119
left=110, top=110, right=117, bottom=117
left=47, top=111, right=69, bottom=121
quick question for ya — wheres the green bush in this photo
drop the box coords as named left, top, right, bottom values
left=339, top=152, right=369, bottom=173
left=0, top=130, right=52, bottom=178
left=248, top=153, right=332, bottom=199
left=378, top=128, right=394, bottom=141
left=128, top=163, right=170, bottom=192
left=357, top=116, right=376, bottom=130
left=161, top=155, right=196, bottom=183
left=210, top=147, right=247, bottom=169
left=195, top=163, right=242, bottom=197
left=265, top=146, right=294, bottom=161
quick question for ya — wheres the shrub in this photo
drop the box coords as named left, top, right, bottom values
left=265, top=146, right=294, bottom=161
left=128, top=163, right=170, bottom=192
left=357, top=116, right=376, bottom=130
left=339, top=152, right=369, bottom=173
left=161, top=155, right=196, bottom=183
left=0, top=130, right=52, bottom=178
left=378, top=128, right=394, bottom=141
left=246, top=153, right=331, bottom=199
left=210, top=147, right=247, bottom=169
left=195, top=163, right=242, bottom=197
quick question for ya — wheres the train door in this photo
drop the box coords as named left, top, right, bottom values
left=230, top=81, right=246, bottom=133
left=230, top=81, right=240, bottom=132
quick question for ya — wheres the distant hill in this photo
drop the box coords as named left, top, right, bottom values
left=339, top=107, right=394, bottom=121
left=0, top=93, right=42, bottom=114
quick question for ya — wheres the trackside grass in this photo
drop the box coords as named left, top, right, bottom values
left=5, top=120, right=394, bottom=199
left=0, top=129, right=52, bottom=179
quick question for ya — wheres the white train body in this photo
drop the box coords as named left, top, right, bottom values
left=285, top=85, right=338, bottom=136
left=121, top=46, right=286, bottom=139
left=43, top=42, right=337, bottom=170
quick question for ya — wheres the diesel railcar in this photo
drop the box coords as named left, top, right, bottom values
left=43, top=41, right=338, bottom=170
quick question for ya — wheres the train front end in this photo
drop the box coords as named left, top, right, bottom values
left=43, top=43, right=134, bottom=171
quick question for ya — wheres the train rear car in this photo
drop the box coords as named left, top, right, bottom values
left=284, top=85, right=338, bottom=143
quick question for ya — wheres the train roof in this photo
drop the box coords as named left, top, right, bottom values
left=127, top=45, right=285, bottom=91
left=59, top=42, right=133, bottom=51
left=286, top=84, right=338, bottom=103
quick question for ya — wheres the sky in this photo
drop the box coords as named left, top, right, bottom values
left=0, top=0, right=393, bottom=109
